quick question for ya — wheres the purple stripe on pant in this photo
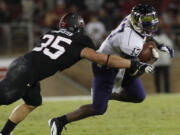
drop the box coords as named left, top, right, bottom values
left=91, top=63, right=146, bottom=115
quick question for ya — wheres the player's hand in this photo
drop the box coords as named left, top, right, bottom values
left=130, top=59, right=154, bottom=76
left=157, top=44, right=174, bottom=58
left=152, top=48, right=159, bottom=60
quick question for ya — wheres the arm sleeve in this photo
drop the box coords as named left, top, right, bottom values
left=76, top=34, right=96, bottom=50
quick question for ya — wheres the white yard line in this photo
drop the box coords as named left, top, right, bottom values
left=43, top=93, right=180, bottom=102
left=0, top=58, right=15, bottom=67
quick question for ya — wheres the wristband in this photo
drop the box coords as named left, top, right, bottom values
left=130, top=59, right=137, bottom=69
left=105, top=54, right=110, bottom=67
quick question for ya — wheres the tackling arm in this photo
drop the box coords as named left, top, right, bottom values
left=80, top=48, right=131, bottom=68
left=81, top=48, right=154, bottom=74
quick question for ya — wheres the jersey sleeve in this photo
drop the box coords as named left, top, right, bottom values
left=75, top=34, right=96, bottom=50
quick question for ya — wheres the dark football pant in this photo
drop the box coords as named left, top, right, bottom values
left=91, top=63, right=146, bottom=115
left=0, top=56, right=42, bottom=106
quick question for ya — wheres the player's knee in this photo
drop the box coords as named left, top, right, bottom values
left=26, top=98, right=42, bottom=107
left=94, top=105, right=108, bottom=115
left=133, top=97, right=145, bottom=103
left=31, top=98, right=42, bottom=106
left=133, top=94, right=146, bottom=103
left=95, top=108, right=107, bottom=115
left=35, top=98, right=42, bottom=106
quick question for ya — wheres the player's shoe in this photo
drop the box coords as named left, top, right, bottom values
left=0, top=132, right=13, bottom=135
left=48, top=118, right=65, bottom=135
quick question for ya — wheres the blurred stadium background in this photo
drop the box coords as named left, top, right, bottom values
left=0, top=0, right=180, bottom=96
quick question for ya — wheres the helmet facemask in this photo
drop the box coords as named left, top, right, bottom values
left=139, top=14, right=159, bottom=36
left=76, top=16, right=85, bottom=33
left=130, top=4, right=159, bottom=37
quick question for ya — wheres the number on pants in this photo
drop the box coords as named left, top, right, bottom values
left=33, top=34, right=72, bottom=59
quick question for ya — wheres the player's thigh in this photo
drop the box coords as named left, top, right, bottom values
left=122, top=74, right=146, bottom=99
left=92, top=63, right=118, bottom=111
left=22, top=82, right=42, bottom=107
left=0, top=78, right=23, bottom=105
left=0, top=57, right=38, bottom=105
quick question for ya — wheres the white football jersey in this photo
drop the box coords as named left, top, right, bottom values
left=97, top=15, right=146, bottom=92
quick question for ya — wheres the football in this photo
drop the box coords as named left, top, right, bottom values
left=139, top=41, right=156, bottom=63
left=128, top=40, right=157, bottom=78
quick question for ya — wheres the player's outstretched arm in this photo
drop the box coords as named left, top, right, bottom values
left=81, top=48, right=154, bottom=74
left=80, top=48, right=131, bottom=68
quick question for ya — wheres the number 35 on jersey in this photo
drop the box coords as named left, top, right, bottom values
left=33, top=34, right=72, bottom=60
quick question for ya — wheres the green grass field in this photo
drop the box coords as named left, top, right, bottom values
left=1, top=94, right=180, bottom=135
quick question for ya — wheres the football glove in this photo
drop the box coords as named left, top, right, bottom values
left=130, top=59, right=154, bottom=76
left=157, top=44, right=174, bottom=58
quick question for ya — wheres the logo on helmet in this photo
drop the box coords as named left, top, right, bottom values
left=78, top=16, right=84, bottom=27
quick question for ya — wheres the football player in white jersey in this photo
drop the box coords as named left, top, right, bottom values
left=48, top=4, right=174, bottom=135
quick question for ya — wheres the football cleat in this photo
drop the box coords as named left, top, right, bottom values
left=48, top=118, right=64, bottom=135
left=0, top=132, right=13, bottom=135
